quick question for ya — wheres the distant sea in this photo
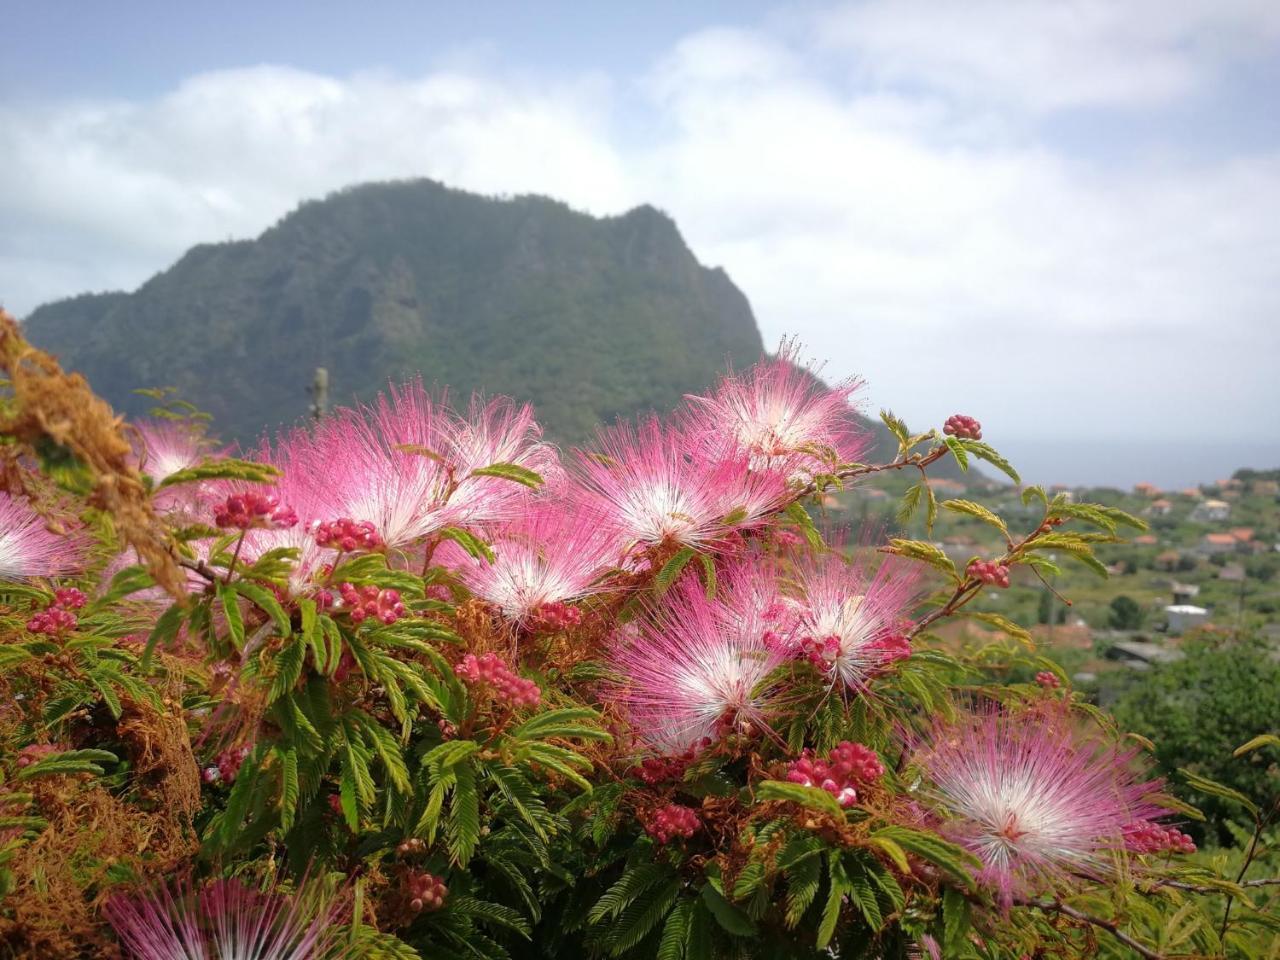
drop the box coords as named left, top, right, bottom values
left=988, top=438, right=1280, bottom=491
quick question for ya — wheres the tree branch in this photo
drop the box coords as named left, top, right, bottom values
left=1021, top=898, right=1165, bottom=960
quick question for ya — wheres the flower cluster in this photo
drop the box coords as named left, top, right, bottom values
left=314, top=517, right=383, bottom=552
left=943, top=414, right=982, bottom=441
left=203, top=744, right=252, bottom=785
left=338, top=583, right=407, bottom=625
left=404, top=871, right=449, bottom=913
left=213, top=490, right=298, bottom=530
left=913, top=708, right=1173, bottom=905
left=1124, top=820, right=1197, bottom=855
left=967, top=559, right=1011, bottom=588
left=0, top=493, right=85, bottom=582
left=1035, top=671, right=1061, bottom=689
left=15, top=743, right=60, bottom=768
left=786, top=741, right=884, bottom=807
left=632, top=746, right=700, bottom=785
left=26, top=587, right=88, bottom=636
left=527, top=600, right=583, bottom=633
left=646, top=803, right=701, bottom=843
left=455, top=652, right=541, bottom=708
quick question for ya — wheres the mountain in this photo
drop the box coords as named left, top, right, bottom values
left=24, top=180, right=764, bottom=444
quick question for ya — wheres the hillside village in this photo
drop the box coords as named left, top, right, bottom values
left=837, top=464, right=1280, bottom=693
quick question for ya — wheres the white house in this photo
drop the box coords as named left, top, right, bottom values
left=1165, top=604, right=1209, bottom=634
left=1191, top=499, right=1230, bottom=523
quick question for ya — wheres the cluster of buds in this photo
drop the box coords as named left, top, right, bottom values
left=26, top=587, right=88, bottom=637
left=337, top=583, right=406, bottom=625
left=645, top=803, right=701, bottom=844
left=943, top=414, right=982, bottom=441
left=526, top=601, right=583, bottom=633
left=15, top=743, right=61, bottom=768
left=1035, top=671, right=1061, bottom=689
left=789, top=633, right=840, bottom=667
left=455, top=653, right=541, bottom=708
left=214, top=491, right=298, bottom=530
left=404, top=871, right=448, bottom=913
left=203, top=744, right=252, bottom=785
left=314, top=517, right=382, bottom=552
left=867, top=632, right=912, bottom=667
left=1124, top=820, right=1196, bottom=855
left=786, top=741, right=885, bottom=808
left=396, top=837, right=427, bottom=856
left=632, top=746, right=700, bottom=785
left=1034, top=516, right=1067, bottom=536
left=967, top=559, right=1011, bottom=588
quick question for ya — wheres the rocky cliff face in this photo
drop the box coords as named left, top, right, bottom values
left=26, top=180, right=764, bottom=444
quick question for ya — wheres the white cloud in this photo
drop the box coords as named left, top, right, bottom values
left=1, top=7, right=1278, bottom=450
left=816, top=0, right=1280, bottom=112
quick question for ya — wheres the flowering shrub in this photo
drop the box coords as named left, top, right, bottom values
left=0, top=308, right=1275, bottom=959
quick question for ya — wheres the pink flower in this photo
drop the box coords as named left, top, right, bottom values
left=213, top=490, right=298, bottom=531
left=912, top=707, right=1174, bottom=905
left=311, top=384, right=557, bottom=550
left=0, top=493, right=84, bottom=581
left=569, top=418, right=786, bottom=555
left=646, top=803, right=701, bottom=843
left=610, top=568, right=787, bottom=755
left=682, top=339, right=869, bottom=478
left=131, top=419, right=209, bottom=485
left=104, top=874, right=345, bottom=960
left=791, top=553, right=919, bottom=689
left=450, top=505, right=616, bottom=624
left=786, top=741, right=884, bottom=808
left=456, top=652, right=541, bottom=708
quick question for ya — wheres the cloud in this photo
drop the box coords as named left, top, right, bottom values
left=815, top=0, right=1280, bottom=112
left=1, top=7, right=1278, bottom=448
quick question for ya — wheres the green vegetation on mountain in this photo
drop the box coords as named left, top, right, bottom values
left=25, top=179, right=768, bottom=444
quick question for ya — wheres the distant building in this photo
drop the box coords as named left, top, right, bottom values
left=1218, top=563, right=1246, bottom=583
left=1106, top=639, right=1187, bottom=668
left=1251, top=479, right=1280, bottom=497
left=1200, top=533, right=1238, bottom=555
left=1229, top=527, right=1255, bottom=543
left=1191, top=499, right=1231, bottom=523
left=931, top=478, right=967, bottom=495
left=1134, top=482, right=1161, bottom=498
left=1133, top=534, right=1159, bottom=546
left=1147, top=499, right=1173, bottom=517
left=1164, top=605, right=1209, bottom=634
left=1154, top=550, right=1183, bottom=572
left=1181, top=487, right=1202, bottom=499
left=1171, top=582, right=1200, bottom=604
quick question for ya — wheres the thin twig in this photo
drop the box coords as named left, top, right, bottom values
left=1021, top=898, right=1165, bottom=960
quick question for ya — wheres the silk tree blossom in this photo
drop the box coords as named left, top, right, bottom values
left=452, top=505, right=617, bottom=624
left=570, top=418, right=787, bottom=556
left=792, top=553, right=919, bottom=689
left=0, top=493, right=84, bottom=581
left=611, top=568, right=787, bottom=756
left=131, top=419, right=210, bottom=485
left=314, top=384, right=557, bottom=550
left=104, top=873, right=345, bottom=960
left=683, top=339, right=869, bottom=479
left=912, top=707, right=1176, bottom=906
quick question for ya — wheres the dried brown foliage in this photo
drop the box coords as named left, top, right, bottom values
left=0, top=310, right=185, bottom=599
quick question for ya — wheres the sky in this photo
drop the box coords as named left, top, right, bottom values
left=2, top=0, right=1279, bottom=486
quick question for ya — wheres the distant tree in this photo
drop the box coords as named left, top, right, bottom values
left=1108, top=594, right=1145, bottom=630
left=1109, top=633, right=1280, bottom=843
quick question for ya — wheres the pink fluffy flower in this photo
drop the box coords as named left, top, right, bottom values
left=682, top=339, right=869, bottom=478
left=104, top=874, right=344, bottom=960
left=569, top=418, right=786, bottom=556
left=791, top=553, right=919, bottom=689
left=912, top=707, right=1176, bottom=906
left=0, top=493, right=84, bottom=581
left=314, top=384, right=557, bottom=550
left=131, top=419, right=209, bottom=485
left=611, top=568, right=787, bottom=755
left=451, top=505, right=616, bottom=624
